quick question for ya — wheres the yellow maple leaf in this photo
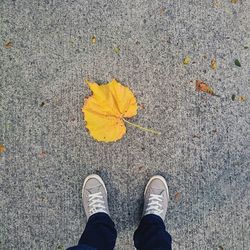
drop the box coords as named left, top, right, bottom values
left=82, top=79, right=160, bottom=142
left=82, top=79, right=137, bottom=142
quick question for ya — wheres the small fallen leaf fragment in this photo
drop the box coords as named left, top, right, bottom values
left=91, top=36, right=96, bottom=44
left=231, top=0, right=238, bottom=3
left=234, top=59, right=241, bottom=67
left=139, top=103, right=145, bottom=110
left=114, top=47, right=120, bottom=54
left=41, top=196, right=47, bottom=201
left=238, top=96, right=247, bottom=102
left=192, top=134, right=201, bottom=139
left=4, top=41, right=12, bottom=48
left=183, top=56, right=191, bottom=65
left=174, top=192, right=181, bottom=202
left=138, top=166, right=144, bottom=171
left=196, top=80, right=219, bottom=96
left=212, top=0, right=221, bottom=8
left=160, top=7, right=166, bottom=16
left=0, top=144, right=6, bottom=154
left=232, top=94, right=247, bottom=102
left=211, top=58, right=217, bottom=70
left=38, top=151, right=46, bottom=159
left=40, top=101, right=45, bottom=107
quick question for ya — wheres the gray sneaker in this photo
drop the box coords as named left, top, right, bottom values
left=142, top=175, right=169, bottom=221
left=82, top=174, right=109, bottom=220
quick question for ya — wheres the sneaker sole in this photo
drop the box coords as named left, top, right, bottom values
left=82, top=174, right=107, bottom=198
left=144, top=175, right=169, bottom=199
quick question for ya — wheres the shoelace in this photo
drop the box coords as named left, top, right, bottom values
left=145, top=194, right=163, bottom=214
left=88, top=192, right=106, bottom=215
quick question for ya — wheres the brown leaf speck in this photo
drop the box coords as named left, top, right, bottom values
left=4, top=41, right=13, bottom=48
left=174, top=192, right=181, bottom=202
left=0, top=144, right=6, bottom=154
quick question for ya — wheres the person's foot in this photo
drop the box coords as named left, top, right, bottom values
left=142, top=175, right=169, bottom=221
left=82, top=174, right=109, bottom=220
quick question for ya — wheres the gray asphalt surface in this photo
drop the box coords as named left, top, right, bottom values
left=1, top=0, right=249, bottom=249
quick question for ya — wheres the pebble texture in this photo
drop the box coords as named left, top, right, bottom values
left=0, top=0, right=249, bottom=249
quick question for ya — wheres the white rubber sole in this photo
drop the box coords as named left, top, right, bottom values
left=144, top=175, right=169, bottom=199
left=82, top=174, right=107, bottom=197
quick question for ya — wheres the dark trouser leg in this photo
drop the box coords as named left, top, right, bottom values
left=133, top=214, right=172, bottom=250
left=67, top=212, right=117, bottom=250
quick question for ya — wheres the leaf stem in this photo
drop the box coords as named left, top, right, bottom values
left=122, top=118, right=161, bottom=135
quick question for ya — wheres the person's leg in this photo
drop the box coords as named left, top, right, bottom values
left=133, top=175, right=172, bottom=250
left=134, top=214, right=172, bottom=250
left=77, top=212, right=116, bottom=249
left=67, top=174, right=117, bottom=250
